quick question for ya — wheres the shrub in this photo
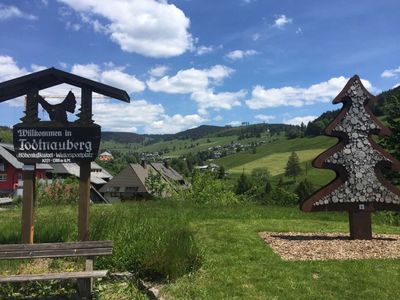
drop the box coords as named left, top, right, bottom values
left=145, top=169, right=170, bottom=198
left=243, top=168, right=273, bottom=203
left=295, top=178, right=315, bottom=202
left=270, top=187, right=299, bottom=206
left=235, top=172, right=252, bottom=195
left=36, top=177, right=79, bottom=206
left=177, top=171, right=239, bottom=205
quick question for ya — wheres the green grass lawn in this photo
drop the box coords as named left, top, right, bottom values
left=218, top=136, right=336, bottom=171
left=162, top=204, right=400, bottom=300
left=228, top=148, right=326, bottom=176
left=0, top=202, right=399, bottom=299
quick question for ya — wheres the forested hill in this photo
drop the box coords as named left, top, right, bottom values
left=101, top=123, right=298, bottom=145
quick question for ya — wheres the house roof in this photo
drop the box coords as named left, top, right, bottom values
left=100, top=151, right=113, bottom=157
left=99, top=162, right=186, bottom=195
left=151, top=163, right=184, bottom=181
left=99, top=163, right=150, bottom=194
left=49, top=162, right=112, bottom=185
left=0, top=143, right=52, bottom=170
left=0, top=67, right=130, bottom=103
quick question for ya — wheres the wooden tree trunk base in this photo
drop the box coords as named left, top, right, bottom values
left=349, top=211, right=372, bottom=240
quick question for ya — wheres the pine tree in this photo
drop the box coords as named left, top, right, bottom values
left=285, top=151, right=302, bottom=180
left=301, top=75, right=400, bottom=239
left=235, top=171, right=252, bottom=195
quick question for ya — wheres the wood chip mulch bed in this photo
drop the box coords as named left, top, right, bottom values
left=259, top=232, right=400, bottom=261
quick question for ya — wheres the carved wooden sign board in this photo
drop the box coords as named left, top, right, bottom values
left=13, top=125, right=101, bottom=164
left=301, top=75, right=400, bottom=239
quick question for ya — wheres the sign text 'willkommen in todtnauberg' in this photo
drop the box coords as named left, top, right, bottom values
left=13, top=126, right=101, bottom=164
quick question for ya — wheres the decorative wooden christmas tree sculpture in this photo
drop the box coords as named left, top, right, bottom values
left=301, top=75, right=400, bottom=239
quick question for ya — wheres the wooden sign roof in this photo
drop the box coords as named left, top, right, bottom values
left=0, top=67, right=130, bottom=103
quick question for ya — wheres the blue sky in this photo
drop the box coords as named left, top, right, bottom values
left=0, top=0, right=399, bottom=133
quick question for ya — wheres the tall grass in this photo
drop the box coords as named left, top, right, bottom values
left=90, top=202, right=201, bottom=281
left=0, top=202, right=201, bottom=282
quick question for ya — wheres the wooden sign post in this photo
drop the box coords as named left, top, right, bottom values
left=21, top=165, right=35, bottom=243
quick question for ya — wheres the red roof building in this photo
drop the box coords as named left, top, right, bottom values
left=0, top=143, right=52, bottom=197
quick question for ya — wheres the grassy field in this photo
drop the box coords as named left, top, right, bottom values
left=218, top=136, right=337, bottom=188
left=163, top=204, right=400, bottom=300
left=228, top=148, right=326, bottom=176
left=0, top=202, right=399, bottom=299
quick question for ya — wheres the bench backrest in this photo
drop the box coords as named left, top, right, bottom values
left=0, top=240, right=112, bottom=260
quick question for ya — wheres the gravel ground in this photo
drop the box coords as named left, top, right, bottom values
left=259, top=232, right=400, bottom=261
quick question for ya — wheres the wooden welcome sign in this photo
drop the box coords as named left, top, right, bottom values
left=0, top=67, right=130, bottom=243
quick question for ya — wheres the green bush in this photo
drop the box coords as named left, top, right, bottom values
left=36, top=177, right=79, bottom=206
left=270, top=187, right=299, bottom=206
left=177, top=171, right=239, bottom=206
left=245, top=168, right=273, bottom=203
left=295, top=178, right=315, bottom=202
left=235, top=172, right=253, bottom=195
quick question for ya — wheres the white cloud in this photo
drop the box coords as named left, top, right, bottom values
left=381, top=66, right=400, bottom=78
left=254, top=114, right=275, bottom=122
left=92, top=98, right=206, bottom=133
left=65, top=21, right=81, bottom=31
left=195, top=45, right=214, bottom=56
left=147, top=65, right=234, bottom=94
left=101, top=69, right=145, bottom=93
left=252, top=33, right=261, bottom=41
left=0, top=55, right=205, bottom=133
left=144, top=114, right=207, bottom=134
left=0, top=56, right=27, bottom=82
left=272, top=14, right=292, bottom=29
left=148, top=65, right=169, bottom=78
left=296, top=27, right=302, bottom=34
left=227, top=121, right=242, bottom=127
left=226, top=49, right=258, bottom=60
left=71, top=63, right=101, bottom=80
left=71, top=63, right=145, bottom=93
left=284, top=116, right=317, bottom=126
left=59, top=62, right=68, bottom=69
left=191, top=89, right=246, bottom=115
left=246, top=76, right=374, bottom=109
left=93, top=99, right=163, bottom=131
left=147, top=65, right=243, bottom=114
left=393, top=83, right=400, bottom=89
left=30, top=64, right=47, bottom=72
left=0, top=4, right=37, bottom=21
left=59, top=0, right=193, bottom=58
left=214, top=115, right=223, bottom=121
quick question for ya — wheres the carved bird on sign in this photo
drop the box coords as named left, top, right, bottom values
left=36, top=91, right=77, bottom=124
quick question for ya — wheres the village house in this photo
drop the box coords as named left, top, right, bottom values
left=0, top=142, right=116, bottom=203
left=98, top=151, right=114, bottom=161
left=100, top=160, right=187, bottom=202
left=0, top=143, right=52, bottom=198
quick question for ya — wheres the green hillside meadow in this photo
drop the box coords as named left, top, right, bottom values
left=217, top=135, right=337, bottom=187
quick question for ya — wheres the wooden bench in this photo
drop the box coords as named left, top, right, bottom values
left=0, top=240, right=112, bottom=299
